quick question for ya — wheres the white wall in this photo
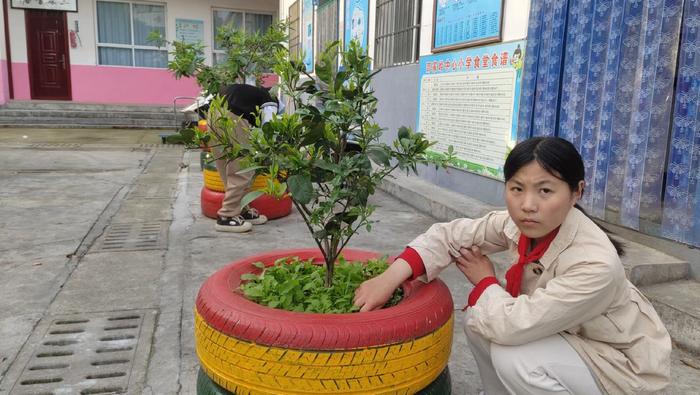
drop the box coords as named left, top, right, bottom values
left=0, top=3, right=5, bottom=62
left=0, top=3, right=8, bottom=103
left=8, top=6, right=27, bottom=62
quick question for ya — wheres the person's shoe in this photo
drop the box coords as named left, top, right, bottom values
left=215, top=215, right=252, bottom=233
left=241, top=208, right=268, bottom=225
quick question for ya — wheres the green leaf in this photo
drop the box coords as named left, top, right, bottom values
left=366, top=146, right=390, bottom=166
left=397, top=126, right=410, bottom=140
left=241, top=190, right=265, bottom=208
left=240, top=273, right=259, bottom=281
left=287, top=174, right=314, bottom=204
left=252, top=262, right=265, bottom=269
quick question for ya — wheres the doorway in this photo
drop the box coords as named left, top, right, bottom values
left=25, top=10, right=72, bottom=100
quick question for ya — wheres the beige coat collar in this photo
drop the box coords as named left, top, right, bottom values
left=503, top=207, right=584, bottom=270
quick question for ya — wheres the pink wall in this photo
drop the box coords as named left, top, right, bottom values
left=11, top=62, right=30, bottom=100
left=11, top=62, right=201, bottom=105
left=0, top=61, right=8, bottom=105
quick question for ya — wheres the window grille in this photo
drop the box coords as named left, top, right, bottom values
left=288, top=1, right=301, bottom=59
left=374, top=0, right=421, bottom=69
left=212, top=9, right=274, bottom=65
left=316, top=0, right=338, bottom=68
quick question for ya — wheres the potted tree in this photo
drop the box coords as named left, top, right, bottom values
left=194, top=40, right=458, bottom=394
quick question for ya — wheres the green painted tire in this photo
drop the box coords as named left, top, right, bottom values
left=196, top=367, right=451, bottom=394
left=201, top=151, right=217, bottom=171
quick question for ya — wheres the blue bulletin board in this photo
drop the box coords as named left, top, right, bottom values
left=432, top=0, right=503, bottom=53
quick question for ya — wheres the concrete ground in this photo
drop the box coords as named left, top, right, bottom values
left=0, top=128, right=698, bottom=394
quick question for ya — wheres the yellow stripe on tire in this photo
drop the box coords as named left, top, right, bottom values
left=195, top=309, right=453, bottom=394
left=203, top=169, right=225, bottom=192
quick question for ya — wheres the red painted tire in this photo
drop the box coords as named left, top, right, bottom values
left=248, top=194, right=292, bottom=220
left=201, top=187, right=224, bottom=219
left=195, top=248, right=453, bottom=349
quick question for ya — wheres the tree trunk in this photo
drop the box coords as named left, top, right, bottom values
left=324, top=257, right=334, bottom=287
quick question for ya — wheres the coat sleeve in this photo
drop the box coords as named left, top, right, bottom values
left=465, top=251, right=621, bottom=346
left=407, top=210, right=511, bottom=281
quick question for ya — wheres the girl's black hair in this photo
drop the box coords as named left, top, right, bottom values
left=504, top=137, right=625, bottom=256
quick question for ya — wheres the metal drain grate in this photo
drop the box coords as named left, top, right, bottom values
left=94, top=222, right=166, bottom=252
left=11, top=310, right=155, bottom=395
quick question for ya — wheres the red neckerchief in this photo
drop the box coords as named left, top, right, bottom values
left=505, top=227, right=559, bottom=297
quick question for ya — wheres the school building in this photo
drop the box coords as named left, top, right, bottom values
left=1, top=0, right=699, bottom=249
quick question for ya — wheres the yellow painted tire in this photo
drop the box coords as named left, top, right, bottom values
left=250, top=173, right=286, bottom=191
left=203, top=169, right=225, bottom=192
left=195, top=310, right=452, bottom=394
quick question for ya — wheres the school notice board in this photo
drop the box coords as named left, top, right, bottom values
left=175, top=19, right=204, bottom=44
left=418, top=40, right=525, bottom=180
left=433, top=0, right=503, bottom=52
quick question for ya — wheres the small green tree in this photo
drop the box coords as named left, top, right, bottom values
left=150, top=21, right=288, bottom=94
left=204, top=40, right=455, bottom=287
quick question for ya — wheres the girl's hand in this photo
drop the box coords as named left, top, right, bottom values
left=354, top=259, right=412, bottom=312
left=454, top=246, right=496, bottom=285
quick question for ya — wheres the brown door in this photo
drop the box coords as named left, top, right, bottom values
left=26, top=10, right=72, bottom=100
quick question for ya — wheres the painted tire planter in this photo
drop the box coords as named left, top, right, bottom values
left=203, top=169, right=225, bottom=192
left=200, top=187, right=292, bottom=220
left=248, top=194, right=292, bottom=220
left=195, top=248, right=454, bottom=395
left=201, top=187, right=224, bottom=219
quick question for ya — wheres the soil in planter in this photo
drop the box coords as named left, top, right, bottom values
left=240, top=256, right=402, bottom=314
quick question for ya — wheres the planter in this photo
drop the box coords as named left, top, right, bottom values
left=248, top=193, right=292, bottom=219
left=194, top=248, right=454, bottom=395
left=200, top=187, right=293, bottom=220
left=201, top=187, right=223, bottom=219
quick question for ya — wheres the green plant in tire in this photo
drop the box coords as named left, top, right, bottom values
left=207, top=39, right=456, bottom=306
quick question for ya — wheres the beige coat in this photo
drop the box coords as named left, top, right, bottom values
left=409, top=208, right=671, bottom=395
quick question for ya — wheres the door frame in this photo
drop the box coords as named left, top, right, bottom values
left=25, top=9, right=72, bottom=100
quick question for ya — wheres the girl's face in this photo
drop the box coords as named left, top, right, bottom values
left=505, top=161, right=583, bottom=241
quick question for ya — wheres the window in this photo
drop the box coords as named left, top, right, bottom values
left=288, top=1, right=301, bottom=59
left=316, top=0, right=338, bottom=68
left=96, top=1, right=168, bottom=68
left=374, top=0, right=420, bottom=69
left=212, top=9, right=274, bottom=65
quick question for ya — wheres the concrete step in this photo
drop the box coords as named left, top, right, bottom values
left=0, top=109, right=183, bottom=120
left=0, top=117, right=179, bottom=131
left=640, top=280, right=700, bottom=355
left=1, top=100, right=175, bottom=113
left=0, top=101, right=193, bottom=129
left=0, top=124, right=173, bottom=130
